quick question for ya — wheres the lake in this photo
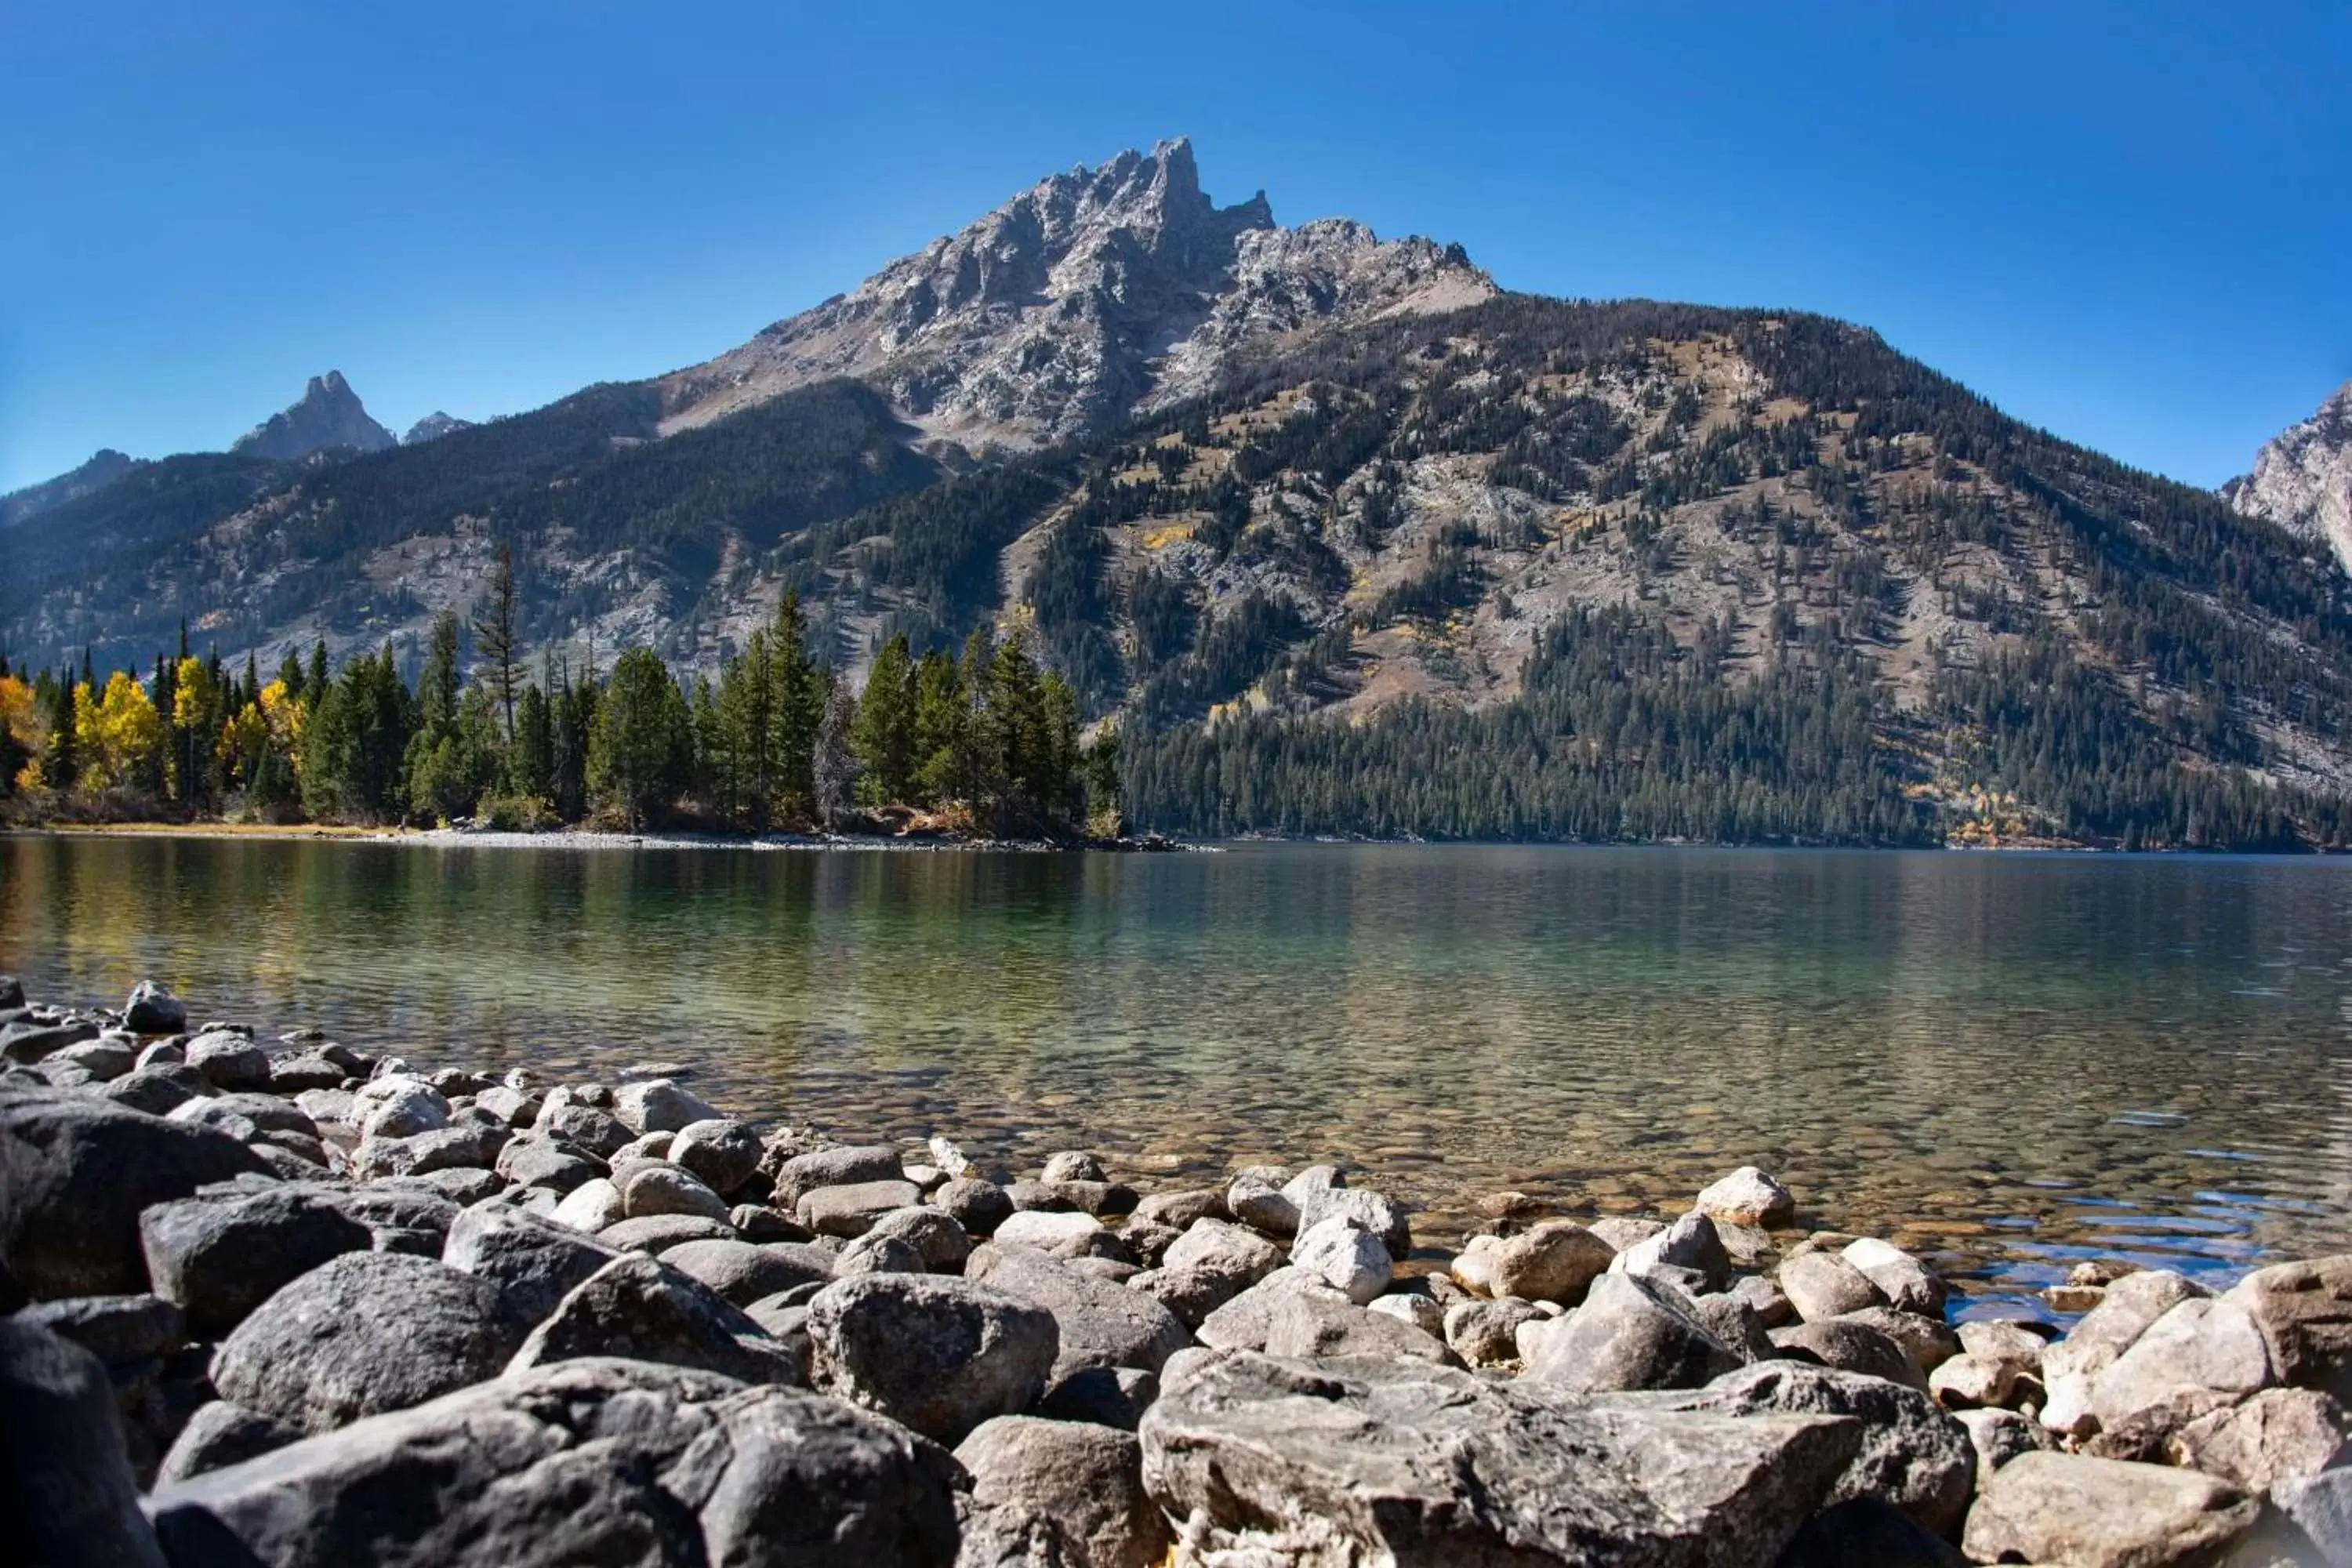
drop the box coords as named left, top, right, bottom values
left=6, top=833, right=2350, bottom=1309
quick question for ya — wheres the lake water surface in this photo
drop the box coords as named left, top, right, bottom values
left=6, top=834, right=2351, bottom=1308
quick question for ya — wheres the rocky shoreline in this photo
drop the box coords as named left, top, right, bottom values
left=5, top=981, right=2350, bottom=1566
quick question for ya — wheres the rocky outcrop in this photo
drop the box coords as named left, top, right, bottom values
left=657, top=137, right=1492, bottom=450
left=229, top=370, right=397, bottom=460
left=0, top=448, right=142, bottom=529
left=2225, top=379, right=2352, bottom=573
left=399, top=411, right=471, bottom=445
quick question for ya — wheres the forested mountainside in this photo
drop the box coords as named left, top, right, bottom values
left=742, top=295, right=2352, bottom=850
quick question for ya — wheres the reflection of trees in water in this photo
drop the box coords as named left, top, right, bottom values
left=10, top=837, right=2352, bottom=1276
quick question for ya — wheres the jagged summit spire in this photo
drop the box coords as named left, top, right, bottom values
left=231, top=369, right=397, bottom=461
left=659, top=140, right=1491, bottom=446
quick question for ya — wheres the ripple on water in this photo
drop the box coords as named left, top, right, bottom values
left=11, top=837, right=2352, bottom=1294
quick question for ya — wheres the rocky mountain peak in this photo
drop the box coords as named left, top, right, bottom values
left=0, top=448, right=142, bottom=529
left=402, top=411, right=474, bottom=445
left=2225, top=378, right=2352, bottom=574
left=657, top=139, right=1493, bottom=448
left=230, top=369, right=397, bottom=461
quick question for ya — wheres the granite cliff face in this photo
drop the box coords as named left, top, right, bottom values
left=2224, top=380, right=2352, bottom=574
left=230, top=371, right=397, bottom=461
left=657, top=137, right=1493, bottom=449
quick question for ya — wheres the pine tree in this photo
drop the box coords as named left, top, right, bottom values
left=768, top=592, right=823, bottom=822
left=590, top=647, right=691, bottom=829
left=910, top=648, right=967, bottom=808
left=474, top=541, right=522, bottom=743
left=852, top=634, right=918, bottom=806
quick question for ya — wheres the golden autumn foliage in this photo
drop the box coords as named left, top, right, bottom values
left=0, top=674, right=47, bottom=792
left=73, top=672, right=164, bottom=790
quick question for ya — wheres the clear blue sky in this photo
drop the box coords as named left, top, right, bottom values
left=4, top=2, right=2347, bottom=495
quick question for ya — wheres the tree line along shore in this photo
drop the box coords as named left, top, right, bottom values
left=0, top=550, right=1121, bottom=842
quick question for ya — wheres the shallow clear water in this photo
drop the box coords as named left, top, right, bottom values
left=8, top=834, right=2352, bottom=1305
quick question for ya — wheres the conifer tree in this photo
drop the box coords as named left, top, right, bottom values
left=852, top=634, right=918, bottom=806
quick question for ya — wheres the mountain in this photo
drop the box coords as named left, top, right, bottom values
left=230, top=371, right=397, bottom=460
left=5, top=143, right=2351, bottom=849
left=403, top=412, right=473, bottom=445
left=656, top=137, right=1492, bottom=450
left=2224, top=379, right=2352, bottom=574
left=0, top=448, right=142, bottom=528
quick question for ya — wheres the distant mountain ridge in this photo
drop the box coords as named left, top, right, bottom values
left=2225, top=379, right=2352, bottom=574
left=6, top=140, right=2352, bottom=848
left=0, top=448, right=141, bottom=529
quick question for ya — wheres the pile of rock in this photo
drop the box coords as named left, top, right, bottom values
left=5, top=978, right=2352, bottom=1566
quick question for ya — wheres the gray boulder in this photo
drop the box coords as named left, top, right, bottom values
left=597, top=1214, right=737, bottom=1253
left=837, top=1231, right=926, bottom=1276
left=183, top=1032, right=271, bottom=1091
left=670, top=1118, right=761, bottom=1195
left=145, top=1357, right=960, bottom=1567
left=805, top=1273, right=1058, bottom=1443
left=20, top=1292, right=187, bottom=1364
left=1141, top=1348, right=1860, bottom=1566
left=1955, top=1406, right=2053, bottom=1494
left=661, top=1238, right=835, bottom=1305
left=1613, top=1211, right=1735, bottom=1294
left=772, top=1143, right=904, bottom=1205
left=935, top=1177, right=1015, bottom=1236
left=1770, top=1318, right=1929, bottom=1393
left=1225, top=1167, right=1301, bottom=1237
left=1128, top=1264, right=1247, bottom=1330
left=954, top=1415, right=1169, bottom=1568
left=139, top=1187, right=373, bottom=1335
left=610, top=1076, right=720, bottom=1135
left=1193, top=1266, right=1331, bottom=1353
left=124, top=982, right=187, bottom=1036
left=155, top=1400, right=301, bottom=1484
left=213, top=1250, right=526, bottom=1434
left=532, top=1100, right=630, bottom=1159
left=1262, top=1289, right=1461, bottom=1366
left=967, top=1243, right=1193, bottom=1382
left=1523, top=1271, right=1742, bottom=1393
left=1, top=1018, right=100, bottom=1063
left=1778, top=1251, right=1885, bottom=1323
left=2274, top=1468, right=2352, bottom=1566
left=98, top=1064, right=211, bottom=1116
left=2044, top=1268, right=2209, bottom=1386
left=2089, top=1297, right=2277, bottom=1428
left=0, top=1318, right=166, bottom=1568
left=1039, top=1366, right=1160, bottom=1432
left=1444, top=1297, right=1548, bottom=1366
left=1132, top=1189, right=1225, bottom=1230
left=1290, top=1214, right=1392, bottom=1305
left=0, top=1089, right=269, bottom=1297
left=492, top=1131, right=602, bottom=1194
left=1840, top=1239, right=1944, bottom=1316
left=2227, top=1254, right=2352, bottom=1398
left=506, top=1251, right=798, bottom=1386
left=1655, top=1359, right=1976, bottom=1537
left=2165, top=1385, right=2350, bottom=1494
left=1163, top=1217, right=1283, bottom=1287
left=1490, top=1219, right=1616, bottom=1305
left=1846, top=1305, right=1961, bottom=1377
left=862, top=1206, right=971, bottom=1272
left=621, top=1161, right=731, bottom=1222
left=440, top=1203, right=624, bottom=1326
left=800, top=1178, right=924, bottom=1236
left=1960, top=1450, right=2257, bottom=1568
left=1296, top=1185, right=1411, bottom=1260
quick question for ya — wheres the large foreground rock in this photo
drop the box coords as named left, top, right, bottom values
left=139, top=1187, right=372, bottom=1335
left=2227, top=1254, right=2352, bottom=1398
left=1141, top=1349, right=1860, bottom=1566
left=954, top=1415, right=1169, bottom=1568
left=145, top=1357, right=961, bottom=1567
left=804, top=1273, right=1058, bottom=1444
left=0, top=1089, right=269, bottom=1296
left=1, top=1319, right=167, bottom=1568
left=1522, top=1272, right=1742, bottom=1393
left=1652, top=1359, right=1976, bottom=1537
left=967, top=1243, right=1193, bottom=1381
left=506, top=1251, right=800, bottom=1387
left=213, top=1250, right=527, bottom=1434
left=1958, top=1450, right=2258, bottom=1568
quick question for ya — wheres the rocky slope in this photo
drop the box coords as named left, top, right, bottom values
left=229, top=370, right=397, bottom=461
left=2226, top=379, right=2352, bottom=575
left=655, top=137, right=1493, bottom=450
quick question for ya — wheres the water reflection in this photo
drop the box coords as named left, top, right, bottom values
left=6, top=836, right=2352, bottom=1300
